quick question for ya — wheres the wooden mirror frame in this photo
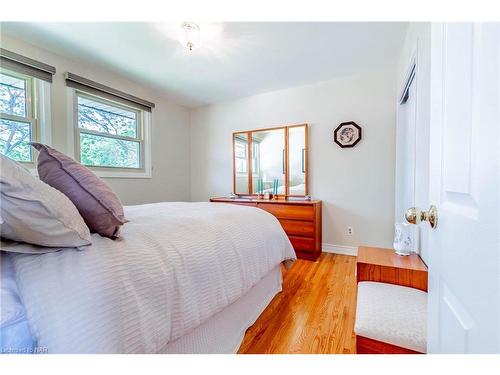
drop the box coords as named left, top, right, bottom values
left=232, top=123, right=309, bottom=197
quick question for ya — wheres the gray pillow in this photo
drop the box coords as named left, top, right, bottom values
left=30, top=143, right=126, bottom=239
left=0, top=154, right=92, bottom=249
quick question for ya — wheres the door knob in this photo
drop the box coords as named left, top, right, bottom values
left=405, top=205, right=438, bottom=229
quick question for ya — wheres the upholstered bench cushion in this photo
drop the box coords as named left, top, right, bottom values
left=355, top=281, right=427, bottom=353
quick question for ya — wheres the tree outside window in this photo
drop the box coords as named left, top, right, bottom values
left=76, top=93, right=143, bottom=169
left=0, top=71, right=35, bottom=162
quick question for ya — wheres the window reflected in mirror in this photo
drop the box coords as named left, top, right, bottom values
left=251, top=128, right=286, bottom=194
left=234, top=133, right=250, bottom=194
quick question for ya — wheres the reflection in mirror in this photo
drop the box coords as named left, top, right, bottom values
left=288, top=125, right=307, bottom=195
left=234, top=133, right=250, bottom=194
left=251, top=128, right=286, bottom=194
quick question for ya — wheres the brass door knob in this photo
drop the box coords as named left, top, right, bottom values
left=405, top=205, right=438, bottom=229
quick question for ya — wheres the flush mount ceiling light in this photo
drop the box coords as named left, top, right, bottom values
left=180, top=22, right=201, bottom=51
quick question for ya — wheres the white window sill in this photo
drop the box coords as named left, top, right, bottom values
left=92, top=168, right=152, bottom=179
left=28, top=165, right=152, bottom=179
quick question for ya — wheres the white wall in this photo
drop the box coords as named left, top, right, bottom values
left=396, top=23, right=431, bottom=263
left=1, top=33, right=191, bottom=205
left=190, top=66, right=398, bottom=249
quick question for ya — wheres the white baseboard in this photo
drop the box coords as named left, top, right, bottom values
left=322, top=243, right=358, bottom=256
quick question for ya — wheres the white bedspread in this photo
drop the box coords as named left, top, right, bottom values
left=8, top=202, right=296, bottom=353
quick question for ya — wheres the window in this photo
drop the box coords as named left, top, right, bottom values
left=0, top=70, right=36, bottom=162
left=234, top=137, right=260, bottom=174
left=67, top=72, right=153, bottom=178
left=235, top=137, right=248, bottom=173
left=252, top=142, right=260, bottom=174
left=76, top=93, right=143, bottom=169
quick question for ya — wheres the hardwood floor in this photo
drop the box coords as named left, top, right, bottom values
left=238, top=253, right=357, bottom=354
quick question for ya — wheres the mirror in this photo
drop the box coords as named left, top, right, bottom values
left=251, top=128, right=286, bottom=194
left=233, top=132, right=250, bottom=194
left=288, top=125, right=307, bottom=195
left=232, top=124, right=309, bottom=197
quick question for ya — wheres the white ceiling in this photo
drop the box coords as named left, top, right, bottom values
left=1, top=22, right=408, bottom=108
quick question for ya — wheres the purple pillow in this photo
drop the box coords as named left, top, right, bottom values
left=30, top=143, right=126, bottom=239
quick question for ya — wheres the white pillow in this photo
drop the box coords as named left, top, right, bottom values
left=0, top=154, right=91, bottom=249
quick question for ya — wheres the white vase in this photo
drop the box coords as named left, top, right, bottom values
left=393, top=222, right=414, bottom=256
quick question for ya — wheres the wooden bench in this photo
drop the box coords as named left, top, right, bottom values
left=355, top=246, right=428, bottom=354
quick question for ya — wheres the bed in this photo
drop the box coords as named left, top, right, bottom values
left=0, top=202, right=296, bottom=354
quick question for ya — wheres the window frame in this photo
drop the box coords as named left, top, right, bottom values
left=0, top=68, right=38, bottom=164
left=72, top=90, right=152, bottom=178
left=251, top=141, right=260, bottom=175
left=234, top=137, right=248, bottom=174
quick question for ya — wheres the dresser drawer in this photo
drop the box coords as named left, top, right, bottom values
left=258, top=203, right=314, bottom=221
left=279, top=219, right=315, bottom=237
left=289, top=236, right=316, bottom=253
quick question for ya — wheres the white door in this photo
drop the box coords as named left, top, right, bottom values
left=425, top=23, right=500, bottom=353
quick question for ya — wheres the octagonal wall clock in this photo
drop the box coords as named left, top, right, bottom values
left=334, top=121, right=362, bottom=148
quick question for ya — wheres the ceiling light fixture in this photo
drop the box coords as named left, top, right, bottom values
left=181, top=22, right=200, bottom=51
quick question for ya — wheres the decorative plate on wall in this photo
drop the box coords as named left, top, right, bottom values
left=334, top=121, right=362, bottom=148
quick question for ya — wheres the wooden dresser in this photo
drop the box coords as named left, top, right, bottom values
left=210, top=197, right=322, bottom=261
